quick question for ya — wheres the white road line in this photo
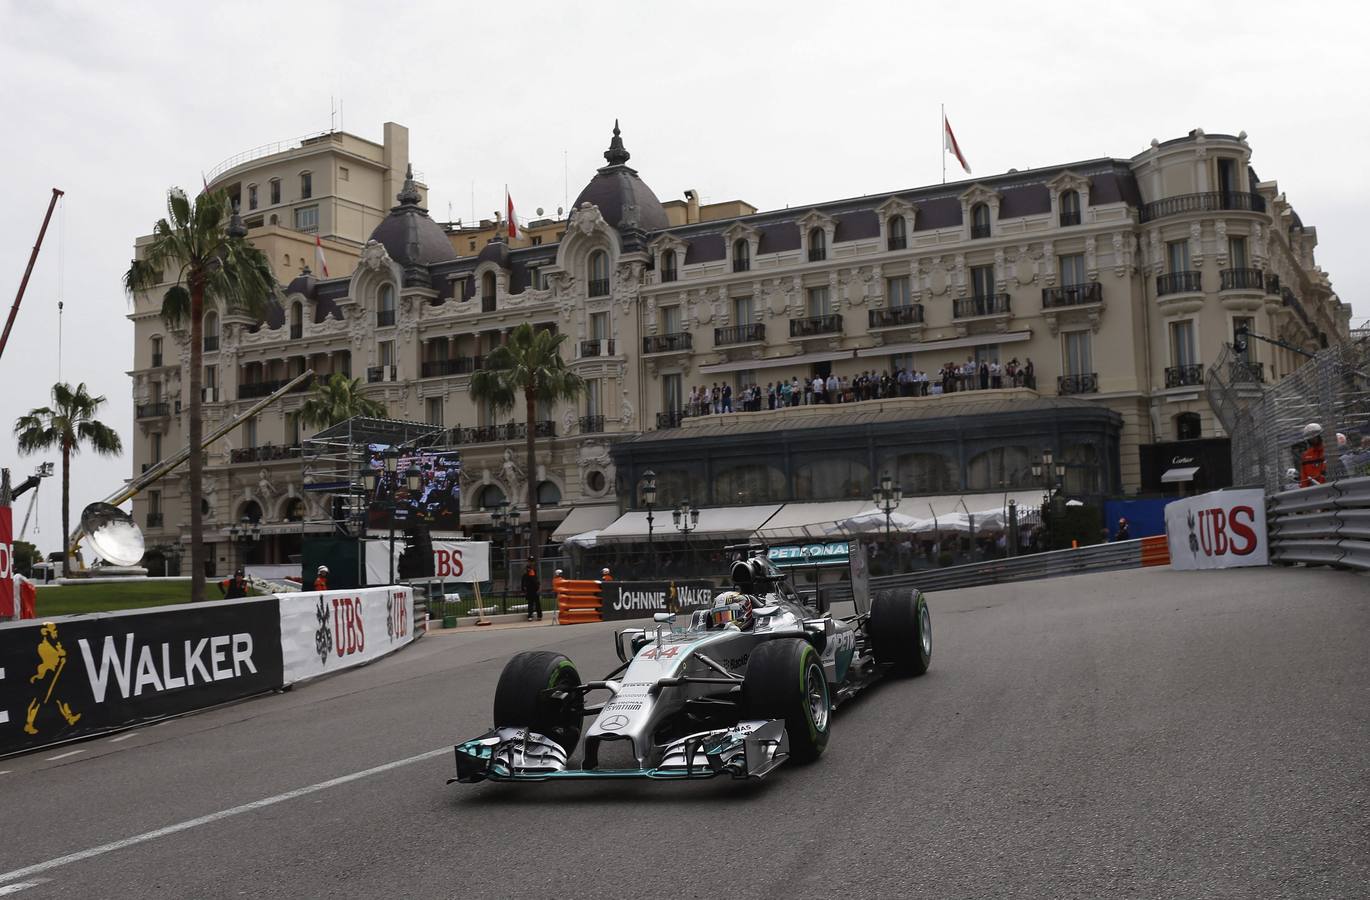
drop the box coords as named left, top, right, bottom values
left=0, top=747, right=448, bottom=886
left=0, top=880, right=49, bottom=895
left=0, top=771, right=11, bottom=777
left=44, top=749, right=86, bottom=761
left=107, top=733, right=138, bottom=743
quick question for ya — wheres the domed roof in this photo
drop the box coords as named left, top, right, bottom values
left=285, top=268, right=317, bottom=298
left=367, top=164, right=458, bottom=281
left=572, top=121, right=670, bottom=234
left=476, top=236, right=511, bottom=267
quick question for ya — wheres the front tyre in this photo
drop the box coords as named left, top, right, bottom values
left=492, top=650, right=583, bottom=752
left=869, top=589, right=932, bottom=677
left=742, top=638, right=831, bottom=763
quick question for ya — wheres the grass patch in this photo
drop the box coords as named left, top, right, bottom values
left=34, top=581, right=263, bottom=617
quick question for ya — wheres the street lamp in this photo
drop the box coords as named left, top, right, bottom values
left=672, top=498, right=699, bottom=569
left=491, top=501, right=521, bottom=608
left=228, top=515, right=262, bottom=570
left=872, top=472, right=903, bottom=541
left=1030, top=449, right=1067, bottom=549
left=642, top=469, right=658, bottom=555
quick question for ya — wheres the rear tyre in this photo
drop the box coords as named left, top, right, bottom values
left=869, top=589, right=932, bottom=677
left=742, top=638, right=830, bottom=763
left=492, top=650, right=583, bottom=752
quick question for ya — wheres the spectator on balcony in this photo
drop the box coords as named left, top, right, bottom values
left=688, top=385, right=700, bottom=416
left=711, top=383, right=722, bottom=414
left=979, top=360, right=990, bottom=391
left=722, top=383, right=733, bottom=413
left=1024, top=358, right=1035, bottom=389
left=990, top=360, right=1003, bottom=389
left=825, top=373, right=838, bottom=402
left=811, top=375, right=825, bottom=404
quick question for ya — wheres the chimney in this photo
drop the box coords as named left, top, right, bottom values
left=684, top=189, right=700, bottom=224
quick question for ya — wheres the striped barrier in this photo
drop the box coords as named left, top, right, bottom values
left=554, top=577, right=603, bottom=624
left=1140, top=534, right=1171, bottom=567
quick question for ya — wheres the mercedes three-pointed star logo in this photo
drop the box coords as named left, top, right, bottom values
left=600, top=715, right=630, bottom=730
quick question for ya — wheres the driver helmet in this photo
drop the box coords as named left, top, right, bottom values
left=1302, top=422, right=1323, bottom=440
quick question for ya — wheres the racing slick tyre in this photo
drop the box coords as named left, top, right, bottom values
left=742, top=638, right=831, bottom=763
left=869, top=589, right=932, bottom=677
left=492, top=651, right=583, bottom=753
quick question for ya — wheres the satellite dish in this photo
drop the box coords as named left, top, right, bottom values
left=81, top=502, right=145, bottom=567
left=536, top=207, right=544, bottom=216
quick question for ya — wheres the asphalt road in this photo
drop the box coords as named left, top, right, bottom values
left=1, top=566, right=1367, bottom=899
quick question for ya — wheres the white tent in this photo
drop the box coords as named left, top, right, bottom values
left=829, top=509, right=922, bottom=535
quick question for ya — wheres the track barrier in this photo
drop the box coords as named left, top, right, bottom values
left=0, top=585, right=419, bottom=757
left=1268, top=476, right=1370, bottom=572
left=555, top=577, right=603, bottom=624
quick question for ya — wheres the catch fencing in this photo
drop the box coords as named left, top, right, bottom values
left=1267, top=476, right=1370, bottom=572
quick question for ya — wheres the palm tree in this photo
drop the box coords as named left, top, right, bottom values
left=15, top=383, right=123, bottom=573
left=471, top=323, right=583, bottom=563
left=125, top=188, right=276, bottom=603
left=297, top=373, right=387, bottom=430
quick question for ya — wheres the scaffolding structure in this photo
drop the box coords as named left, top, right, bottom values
left=1208, top=331, right=1370, bottom=493
left=301, top=416, right=449, bottom=534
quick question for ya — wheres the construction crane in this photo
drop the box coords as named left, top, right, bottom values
left=1, top=187, right=64, bottom=362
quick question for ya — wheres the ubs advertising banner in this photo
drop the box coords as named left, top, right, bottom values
left=599, top=580, right=717, bottom=622
left=278, top=587, right=414, bottom=684
left=1164, top=488, right=1269, bottom=571
left=363, top=541, right=490, bottom=586
left=0, top=598, right=283, bottom=756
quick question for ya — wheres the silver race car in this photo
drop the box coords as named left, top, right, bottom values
left=451, top=554, right=931, bottom=783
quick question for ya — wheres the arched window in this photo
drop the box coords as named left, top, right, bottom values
left=661, top=249, right=678, bottom=283
left=282, top=497, right=306, bottom=522
left=715, top=463, right=786, bottom=504
left=808, top=228, right=827, bottom=262
left=588, top=250, right=609, bottom=296
left=1176, top=412, right=1202, bottom=441
left=481, top=272, right=497, bottom=312
left=893, top=451, right=957, bottom=494
left=290, top=301, right=303, bottom=338
left=794, top=457, right=869, bottom=501
left=967, top=446, right=1033, bottom=491
left=971, top=203, right=991, bottom=238
left=888, top=216, right=907, bottom=251
left=239, top=500, right=263, bottom=523
left=203, top=311, right=220, bottom=352
left=1059, top=190, right=1081, bottom=226
left=476, top=484, right=506, bottom=509
left=733, top=239, right=751, bottom=273
left=1062, top=443, right=1101, bottom=495
left=377, top=284, right=395, bottom=327
left=536, top=481, right=562, bottom=507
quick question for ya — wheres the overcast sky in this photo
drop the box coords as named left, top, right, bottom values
left=1, top=0, right=1366, bottom=555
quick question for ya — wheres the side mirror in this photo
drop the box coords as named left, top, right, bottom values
left=653, top=612, right=676, bottom=624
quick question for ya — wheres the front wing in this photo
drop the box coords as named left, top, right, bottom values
left=450, top=720, right=790, bottom=783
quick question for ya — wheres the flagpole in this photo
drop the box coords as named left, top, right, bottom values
left=941, top=103, right=946, bottom=186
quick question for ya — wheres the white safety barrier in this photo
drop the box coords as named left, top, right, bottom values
left=1164, top=488, right=1269, bottom=570
left=278, top=586, right=416, bottom=685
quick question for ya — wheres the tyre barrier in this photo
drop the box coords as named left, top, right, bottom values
left=555, top=577, right=603, bottom=624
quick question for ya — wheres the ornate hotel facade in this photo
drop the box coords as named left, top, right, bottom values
left=127, top=122, right=1349, bottom=573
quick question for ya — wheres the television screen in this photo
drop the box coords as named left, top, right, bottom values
left=364, top=445, right=462, bottom=530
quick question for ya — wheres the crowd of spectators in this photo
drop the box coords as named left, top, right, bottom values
left=685, top=357, right=1036, bottom=416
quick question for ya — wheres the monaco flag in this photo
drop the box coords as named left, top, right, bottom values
left=314, top=235, right=329, bottom=277
left=505, top=187, right=522, bottom=240
left=944, top=113, right=971, bottom=175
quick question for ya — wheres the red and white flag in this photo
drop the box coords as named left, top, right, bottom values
left=505, top=187, right=522, bottom=240
left=314, top=235, right=329, bottom=277
left=943, top=113, right=971, bottom=175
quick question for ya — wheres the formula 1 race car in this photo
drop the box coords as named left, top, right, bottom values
left=451, top=553, right=931, bottom=783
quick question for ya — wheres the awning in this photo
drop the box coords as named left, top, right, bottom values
left=596, top=504, right=783, bottom=543
left=896, top=489, right=1045, bottom=520
left=755, top=501, right=873, bottom=540
left=551, top=504, right=621, bottom=541
left=855, top=331, right=1033, bottom=358
left=1161, top=466, right=1200, bottom=483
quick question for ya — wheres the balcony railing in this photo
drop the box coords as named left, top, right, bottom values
left=1042, top=282, right=1102, bottom=309
left=290, top=324, right=303, bottom=339
left=147, top=513, right=163, bottom=528
left=733, top=258, right=751, bottom=273
left=151, top=353, right=163, bottom=367
left=643, top=332, right=693, bottom=354
left=377, top=309, right=396, bottom=327
left=1057, top=373, right=1099, bottom=395
left=366, top=365, right=397, bottom=384
left=954, top=294, right=1011, bottom=319
left=808, top=247, right=827, bottom=262
left=239, top=379, right=287, bottom=399
left=1139, top=191, right=1266, bottom=223
left=714, top=323, right=766, bottom=346
left=202, top=387, right=220, bottom=402
left=887, top=235, right=907, bottom=251
left=1156, top=271, right=1202, bottom=297
left=789, top=314, right=843, bottom=337
left=1265, top=274, right=1281, bottom=295
left=230, top=443, right=302, bottom=464
left=1229, top=359, right=1265, bottom=384
left=578, top=415, right=605, bottom=434
left=203, top=336, right=220, bottom=352
left=135, top=402, right=169, bottom=419
left=1220, top=268, right=1264, bottom=291
left=657, top=410, right=687, bottom=430
left=580, top=339, right=616, bottom=357
left=422, top=357, right=483, bottom=378
left=447, top=421, right=557, bottom=444
left=481, top=296, right=496, bottom=313
left=588, top=278, right=610, bottom=297
left=868, top=305, right=925, bottom=328
left=1059, top=210, right=1081, bottom=227
left=661, top=267, right=677, bottom=283
left=1165, top=364, right=1205, bottom=388
left=970, top=223, right=991, bottom=239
